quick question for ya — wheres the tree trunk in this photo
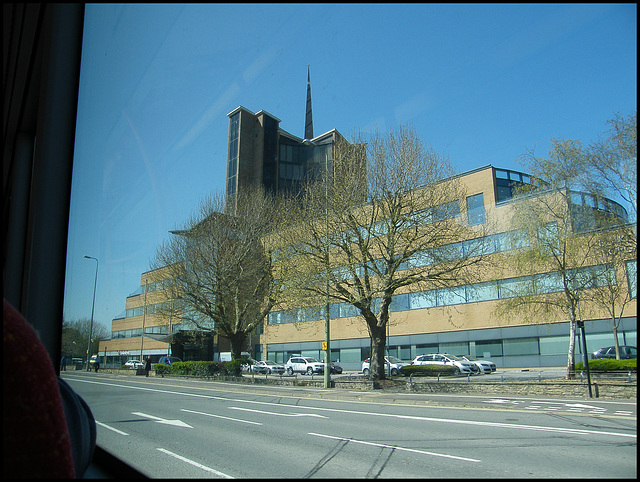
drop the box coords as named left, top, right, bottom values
left=612, top=317, right=621, bottom=360
left=369, top=324, right=387, bottom=381
left=566, top=317, right=576, bottom=380
left=227, top=332, right=247, bottom=360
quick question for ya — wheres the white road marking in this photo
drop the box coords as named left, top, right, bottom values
left=565, top=403, right=602, bottom=410
left=309, top=432, right=480, bottom=462
left=132, top=411, right=193, bottom=428
left=157, top=448, right=233, bottom=478
left=66, top=377, right=635, bottom=439
left=229, top=406, right=328, bottom=418
left=96, top=421, right=129, bottom=435
left=181, top=408, right=262, bottom=425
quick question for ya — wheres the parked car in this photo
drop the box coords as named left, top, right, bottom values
left=124, top=360, right=145, bottom=369
left=362, top=356, right=407, bottom=376
left=410, top=353, right=474, bottom=375
left=157, top=356, right=182, bottom=366
left=459, top=355, right=496, bottom=374
left=251, top=360, right=285, bottom=374
left=329, top=362, right=343, bottom=374
left=241, top=357, right=258, bottom=372
left=591, top=345, right=636, bottom=359
left=285, top=356, right=325, bottom=375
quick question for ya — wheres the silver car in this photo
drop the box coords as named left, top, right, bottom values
left=362, top=356, right=407, bottom=376
left=124, top=360, right=144, bottom=369
left=251, top=360, right=285, bottom=374
left=459, top=355, right=495, bottom=374
left=411, top=353, right=474, bottom=375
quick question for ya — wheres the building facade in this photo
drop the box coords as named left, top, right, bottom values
left=225, top=105, right=347, bottom=209
left=98, top=163, right=636, bottom=370
left=259, top=165, right=637, bottom=370
left=98, top=70, right=636, bottom=370
left=98, top=268, right=231, bottom=367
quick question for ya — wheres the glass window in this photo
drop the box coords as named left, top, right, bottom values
left=437, top=286, right=466, bottom=306
left=439, top=342, right=469, bottom=356
left=583, top=333, right=619, bottom=353
left=535, top=272, right=563, bottom=294
left=466, top=281, right=498, bottom=302
left=466, top=193, right=485, bottom=225
left=475, top=340, right=503, bottom=357
left=539, top=335, right=569, bottom=355
left=509, top=171, right=522, bottom=182
left=495, top=169, right=509, bottom=179
left=300, top=350, right=320, bottom=359
left=498, top=276, right=533, bottom=299
left=339, top=348, right=364, bottom=363
left=390, top=293, right=409, bottom=312
left=409, top=291, right=437, bottom=310
left=503, top=338, right=539, bottom=356
left=414, top=345, right=438, bottom=357
left=627, top=260, right=637, bottom=299
left=496, top=185, right=512, bottom=202
left=464, top=236, right=494, bottom=257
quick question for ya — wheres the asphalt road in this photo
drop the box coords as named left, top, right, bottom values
left=63, top=371, right=636, bottom=478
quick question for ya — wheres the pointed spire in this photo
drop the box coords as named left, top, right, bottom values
left=305, top=65, right=313, bottom=140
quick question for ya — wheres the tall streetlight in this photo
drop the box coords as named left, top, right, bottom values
left=140, top=278, right=148, bottom=362
left=84, top=255, right=98, bottom=371
left=324, top=148, right=331, bottom=389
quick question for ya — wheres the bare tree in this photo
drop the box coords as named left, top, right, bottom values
left=499, top=137, right=631, bottom=379
left=151, top=187, right=290, bottom=360
left=581, top=112, right=637, bottom=219
left=61, top=317, right=109, bottom=361
left=279, top=124, right=490, bottom=380
left=580, top=226, right=637, bottom=359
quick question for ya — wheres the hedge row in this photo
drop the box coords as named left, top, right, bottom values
left=399, top=364, right=459, bottom=377
left=575, top=358, right=636, bottom=372
left=154, top=358, right=249, bottom=377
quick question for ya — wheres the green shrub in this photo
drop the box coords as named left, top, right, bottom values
left=225, top=358, right=248, bottom=377
left=399, top=364, right=458, bottom=377
left=576, top=358, right=636, bottom=372
left=155, top=363, right=170, bottom=375
left=154, top=361, right=229, bottom=377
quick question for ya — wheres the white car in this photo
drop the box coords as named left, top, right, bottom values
left=362, top=356, right=407, bottom=376
left=410, top=353, right=474, bottom=375
left=251, top=360, right=285, bottom=374
left=459, top=355, right=495, bottom=374
left=124, top=360, right=144, bottom=369
left=285, top=356, right=325, bottom=375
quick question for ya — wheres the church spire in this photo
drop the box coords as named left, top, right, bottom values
left=304, top=65, right=313, bottom=140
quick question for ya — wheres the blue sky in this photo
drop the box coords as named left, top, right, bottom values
left=63, top=3, right=636, bottom=331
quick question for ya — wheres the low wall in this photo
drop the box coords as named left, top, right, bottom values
left=95, top=369, right=636, bottom=400
left=404, top=380, right=636, bottom=399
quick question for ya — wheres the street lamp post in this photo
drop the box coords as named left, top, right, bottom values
left=84, top=255, right=98, bottom=371
left=140, top=279, right=148, bottom=361
left=324, top=149, right=331, bottom=389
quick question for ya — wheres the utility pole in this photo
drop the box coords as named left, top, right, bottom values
left=140, top=278, right=148, bottom=361
left=324, top=149, right=331, bottom=389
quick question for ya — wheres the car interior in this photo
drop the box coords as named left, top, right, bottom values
left=3, top=4, right=145, bottom=477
